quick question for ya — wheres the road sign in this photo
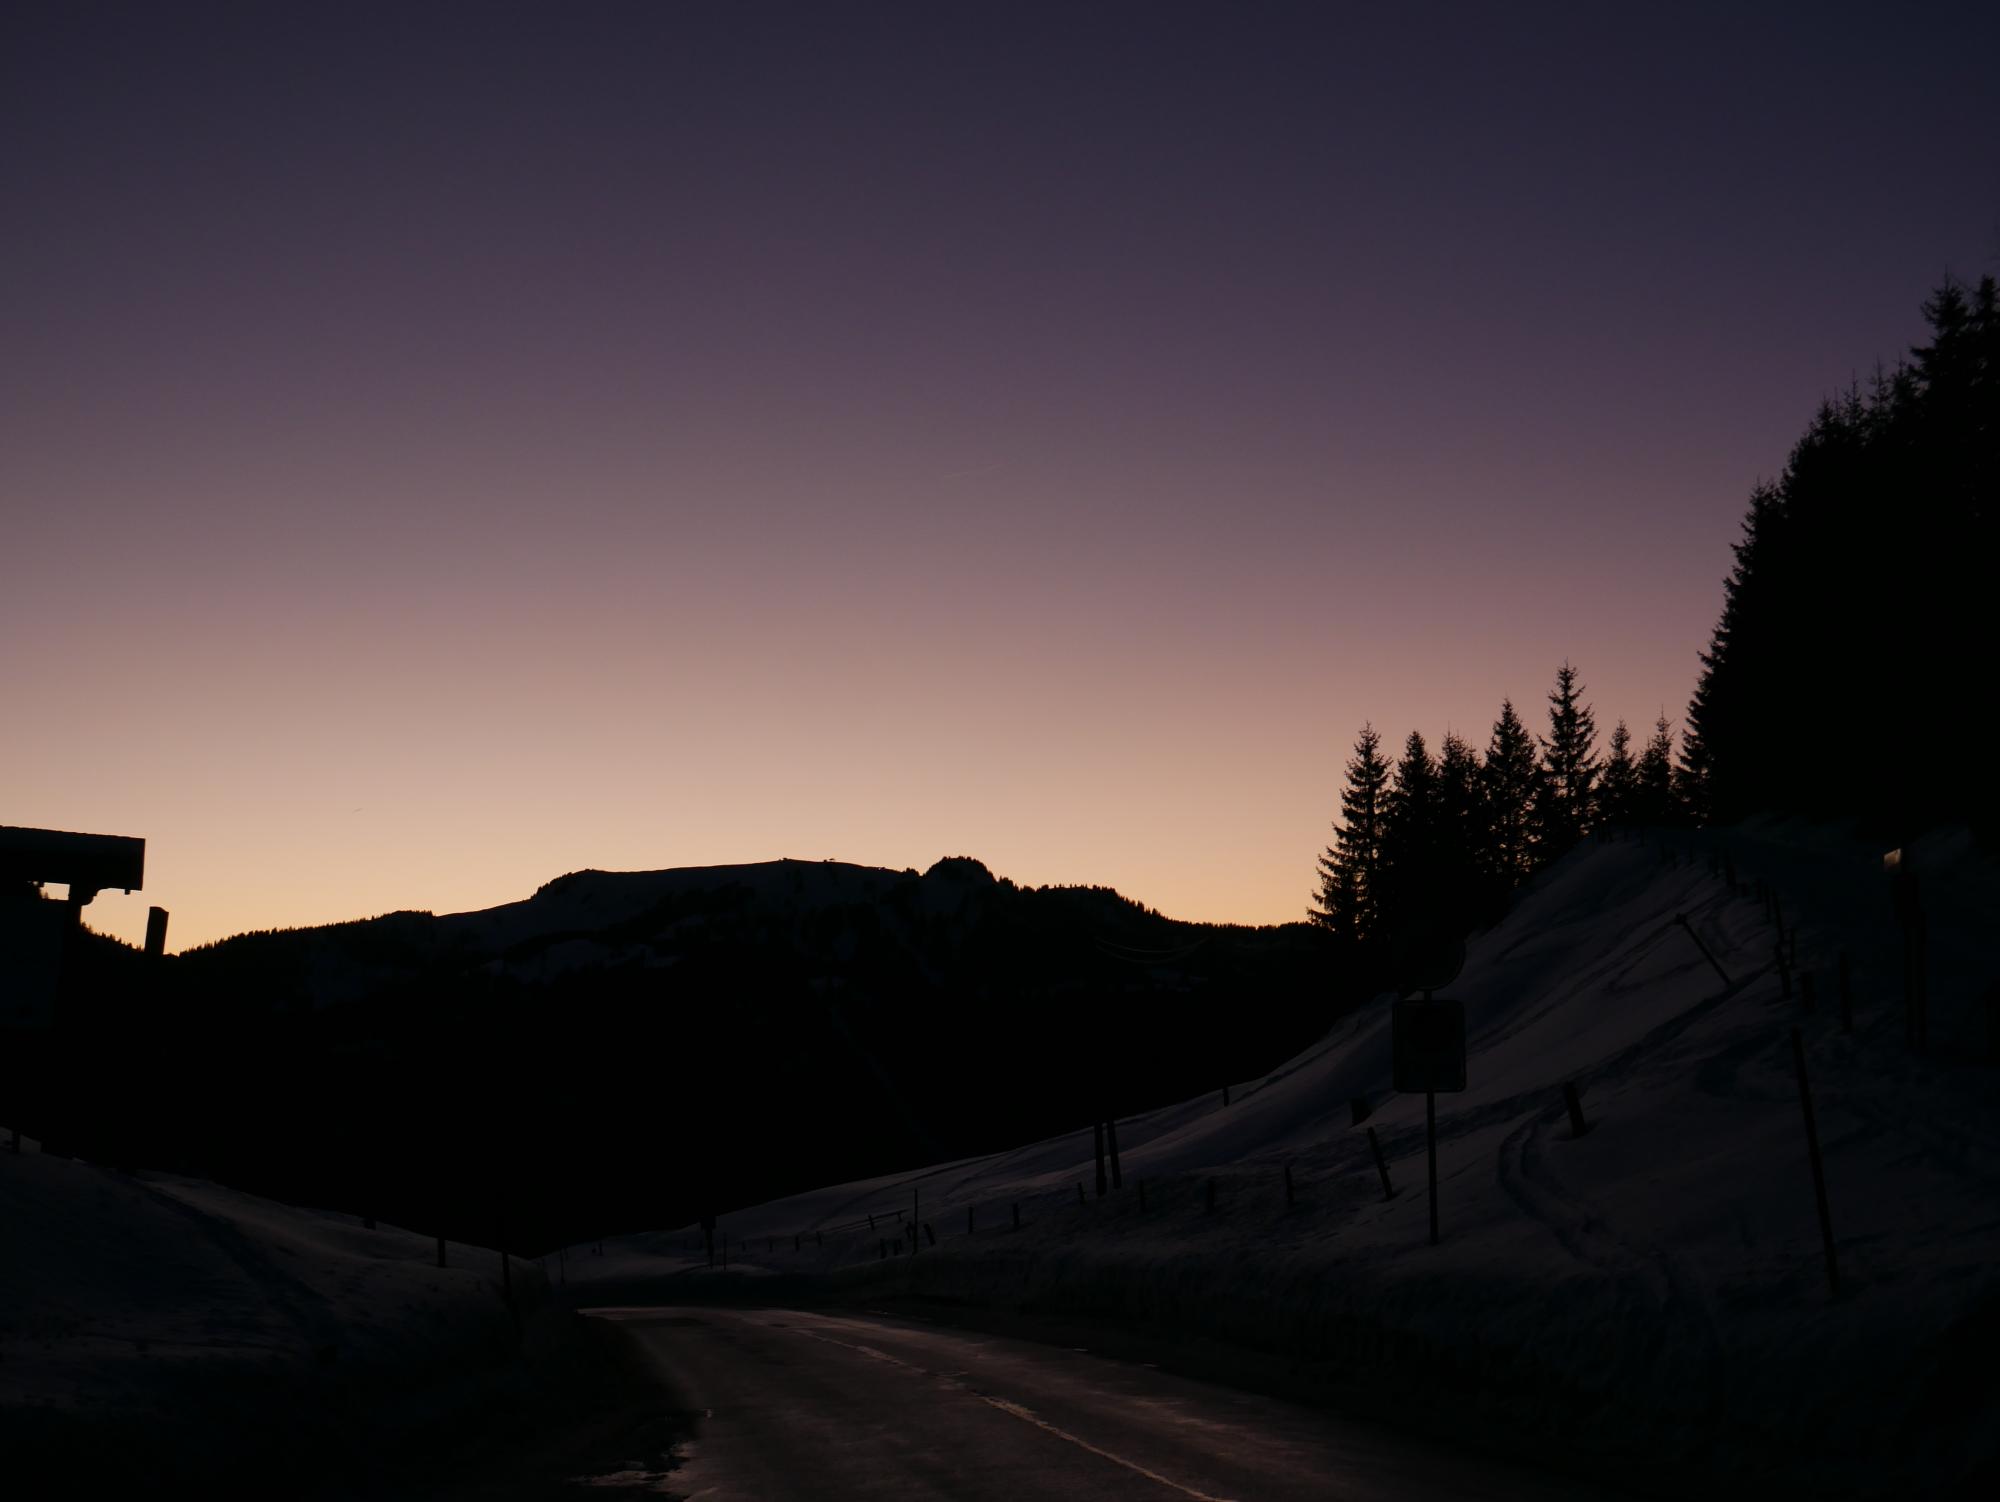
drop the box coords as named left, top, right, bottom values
left=1390, top=924, right=1465, bottom=997
left=1393, top=996, right=1467, bottom=1094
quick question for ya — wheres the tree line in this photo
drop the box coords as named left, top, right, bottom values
left=1311, top=275, right=1998, bottom=946
left=1309, top=663, right=1697, bottom=945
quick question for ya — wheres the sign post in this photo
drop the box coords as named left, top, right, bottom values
left=1390, top=924, right=1468, bottom=1247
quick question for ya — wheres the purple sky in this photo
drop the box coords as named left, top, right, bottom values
left=6, top=3, right=1996, bottom=949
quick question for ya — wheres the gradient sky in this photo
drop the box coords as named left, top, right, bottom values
left=6, top=3, right=1997, bottom=951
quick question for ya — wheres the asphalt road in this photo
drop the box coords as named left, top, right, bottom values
left=584, top=1306, right=1602, bottom=1501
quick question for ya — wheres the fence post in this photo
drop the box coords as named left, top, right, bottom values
left=1367, top=1126, right=1394, bottom=1200
left=1283, top=1162, right=1295, bottom=1211
left=1563, top=1081, right=1590, bottom=1139
left=436, top=1236, right=447, bottom=1269
left=1106, top=1118, right=1122, bottom=1189
left=1094, top=1122, right=1107, bottom=1198
left=1791, top=1028, right=1840, bottom=1298
left=1076, top=1182, right=1086, bottom=1207
left=924, top=1223, right=935, bottom=1246
left=1222, top=1083, right=1231, bottom=1107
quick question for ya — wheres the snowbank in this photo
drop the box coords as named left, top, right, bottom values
left=0, top=1146, right=546, bottom=1495
left=570, top=824, right=2000, bottom=1498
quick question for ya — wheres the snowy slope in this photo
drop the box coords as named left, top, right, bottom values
left=0, top=1146, right=543, bottom=1492
left=572, top=823, right=2000, bottom=1497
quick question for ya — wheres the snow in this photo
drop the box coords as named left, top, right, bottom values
left=569, top=822, right=2000, bottom=1496
left=0, top=1145, right=543, bottom=1491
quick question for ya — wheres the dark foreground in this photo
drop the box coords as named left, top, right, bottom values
left=582, top=1305, right=1602, bottom=1501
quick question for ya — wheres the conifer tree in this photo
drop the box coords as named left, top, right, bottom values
left=1534, top=661, right=1598, bottom=858
left=1377, top=731, right=1439, bottom=937
left=1481, top=699, right=1540, bottom=885
left=1310, top=724, right=1390, bottom=940
left=1434, top=730, right=1487, bottom=929
left=1635, top=713, right=1679, bottom=826
left=1597, top=719, right=1637, bottom=828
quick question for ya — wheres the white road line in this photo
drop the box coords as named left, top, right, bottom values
left=784, top=1323, right=1242, bottom=1502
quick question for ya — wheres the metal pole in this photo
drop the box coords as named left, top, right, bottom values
left=1790, top=1028, right=1839, bottom=1297
left=1426, top=1088, right=1439, bottom=1246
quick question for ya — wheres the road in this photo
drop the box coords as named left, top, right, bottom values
left=584, top=1306, right=1606, bottom=1501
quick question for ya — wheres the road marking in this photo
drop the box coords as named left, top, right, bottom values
left=786, top=1323, right=1239, bottom=1502
left=972, top=1393, right=1239, bottom=1502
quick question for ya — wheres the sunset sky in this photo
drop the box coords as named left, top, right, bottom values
left=6, top=3, right=1996, bottom=951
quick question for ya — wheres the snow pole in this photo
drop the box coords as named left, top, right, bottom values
left=1790, top=1028, right=1840, bottom=1298
left=1675, top=913, right=1732, bottom=987
left=1366, top=1126, right=1394, bottom=1200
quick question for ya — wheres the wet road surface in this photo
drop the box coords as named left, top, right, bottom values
left=586, top=1306, right=1606, bottom=1501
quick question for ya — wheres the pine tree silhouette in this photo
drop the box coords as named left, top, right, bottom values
left=1310, top=724, right=1390, bottom=941
left=1687, top=275, right=1997, bottom=836
left=1598, top=719, right=1637, bottom=828
left=1378, top=731, right=1439, bottom=939
left=1480, top=699, right=1540, bottom=886
left=1636, top=713, right=1680, bottom=826
left=1534, top=662, right=1598, bottom=859
left=1433, top=730, right=1488, bottom=929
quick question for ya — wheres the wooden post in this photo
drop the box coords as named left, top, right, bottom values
left=1222, top=1083, right=1231, bottom=1106
left=1838, top=950, right=1853, bottom=1034
left=1093, top=1121, right=1107, bottom=1198
left=867, top=1212, right=875, bottom=1230
left=1367, top=1126, right=1394, bottom=1200
left=143, top=906, right=169, bottom=959
left=1791, top=1028, right=1840, bottom=1298
left=1106, top=1118, right=1122, bottom=1189
left=924, top=1223, right=935, bottom=1246
left=1563, top=1081, right=1590, bottom=1138
left=1076, top=1182, right=1086, bottom=1207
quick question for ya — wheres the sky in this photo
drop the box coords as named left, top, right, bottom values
left=5, top=2, right=1996, bottom=951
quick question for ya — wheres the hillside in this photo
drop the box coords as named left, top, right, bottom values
left=572, top=823, right=2000, bottom=1499
left=5, top=857, right=1342, bottom=1255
